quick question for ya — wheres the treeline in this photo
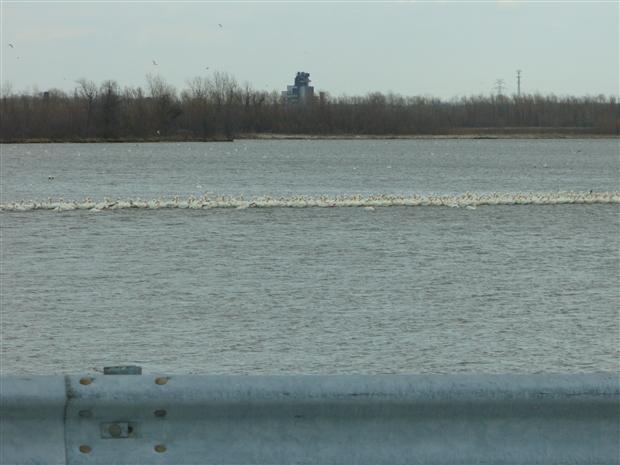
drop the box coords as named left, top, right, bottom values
left=1, top=72, right=618, bottom=142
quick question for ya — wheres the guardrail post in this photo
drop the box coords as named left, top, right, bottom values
left=1, top=376, right=68, bottom=465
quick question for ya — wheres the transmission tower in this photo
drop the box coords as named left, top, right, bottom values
left=516, top=70, right=522, bottom=96
left=494, top=79, right=505, bottom=96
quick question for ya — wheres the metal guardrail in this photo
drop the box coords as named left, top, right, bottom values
left=1, top=371, right=619, bottom=464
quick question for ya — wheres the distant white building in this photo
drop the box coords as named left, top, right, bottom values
left=282, top=71, right=314, bottom=104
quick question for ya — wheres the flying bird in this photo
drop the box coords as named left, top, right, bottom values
left=8, top=43, right=14, bottom=48
left=218, top=23, right=223, bottom=28
left=152, top=60, right=158, bottom=65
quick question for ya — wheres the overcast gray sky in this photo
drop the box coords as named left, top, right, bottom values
left=1, top=1, right=618, bottom=99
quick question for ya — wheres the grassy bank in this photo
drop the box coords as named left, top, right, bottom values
left=238, top=132, right=619, bottom=141
left=3, top=131, right=617, bottom=144
left=0, top=136, right=234, bottom=144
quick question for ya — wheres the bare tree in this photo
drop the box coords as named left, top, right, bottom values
left=1, top=80, right=13, bottom=98
left=76, top=78, right=98, bottom=136
left=98, top=80, right=121, bottom=138
left=146, top=74, right=182, bottom=135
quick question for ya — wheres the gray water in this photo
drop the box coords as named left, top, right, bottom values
left=2, top=139, right=619, bottom=200
left=1, top=139, right=619, bottom=374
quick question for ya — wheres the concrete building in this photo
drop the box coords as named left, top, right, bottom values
left=282, top=71, right=314, bottom=104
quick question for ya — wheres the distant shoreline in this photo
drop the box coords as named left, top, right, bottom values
left=1, top=132, right=618, bottom=144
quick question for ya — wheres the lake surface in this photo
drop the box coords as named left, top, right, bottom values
left=1, top=139, right=619, bottom=374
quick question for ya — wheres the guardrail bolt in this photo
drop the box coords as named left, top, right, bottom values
left=108, top=423, right=122, bottom=438
left=79, top=445, right=92, bottom=454
left=154, top=409, right=167, bottom=417
left=79, top=377, right=93, bottom=385
left=154, top=444, right=167, bottom=453
left=155, top=377, right=168, bottom=385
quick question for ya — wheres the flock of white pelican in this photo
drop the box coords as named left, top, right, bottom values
left=1, top=191, right=618, bottom=212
